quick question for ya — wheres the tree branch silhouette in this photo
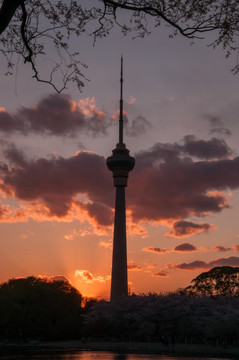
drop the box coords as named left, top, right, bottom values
left=0, top=0, right=239, bottom=91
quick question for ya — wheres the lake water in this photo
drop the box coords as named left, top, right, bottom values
left=0, top=351, right=234, bottom=360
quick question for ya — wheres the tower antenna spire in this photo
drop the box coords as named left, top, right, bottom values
left=119, top=55, right=123, bottom=144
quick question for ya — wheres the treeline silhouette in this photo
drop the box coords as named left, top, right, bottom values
left=0, top=277, right=87, bottom=340
left=1, top=267, right=239, bottom=345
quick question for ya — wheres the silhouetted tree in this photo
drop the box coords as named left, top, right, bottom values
left=0, top=276, right=83, bottom=340
left=184, top=266, right=239, bottom=297
left=1, top=1, right=239, bottom=91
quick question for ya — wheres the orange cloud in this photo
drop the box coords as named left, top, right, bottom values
left=99, top=240, right=112, bottom=249
left=77, top=97, right=105, bottom=119
left=75, top=269, right=110, bottom=283
left=111, top=109, right=126, bottom=120
left=64, top=227, right=94, bottom=240
left=127, top=215, right=148, bottom=237
left=20, top=230, right=34, bottom=239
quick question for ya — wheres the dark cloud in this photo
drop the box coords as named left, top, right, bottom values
left=136, top=136, right=232, bottom=166
left=173, top=243, right=197, bottom=252
left=0, top=94, right=110, bottom=137
left=129, top=140, right=239, bottom=224
left=205, top=114, right=223, bottom=128
left=0, top=111, right=21, bottom=132
left=125, top=115, right=151, bottom=137
left=204, top=114, right=231, bottom=136
left=168, top=260, right=208, bottom=270
left=0, top=95, right=150, bottom=139
left=143, top=244, right=197, bottom=254
left=81, top=202, right=114, bottom=226
left=0, top=147, right=113, bottom=221
left=152, top=271, right=169, bottom=277
left=166, top=221, right=214, bottom=238
left=136, top=142, right=180, bottom=165
left=1, top=135, right=239, bottom=228
left=168, top=256, right=239, bottom=270
left=210, top=128, right=232, bottom=136
left=143, top=247, right=167, bottom=254
left=182, top=135, right=232, bottom=159
left=212, top=245, right=231, bottom=252
left=212, top=245, right=239, bottom=252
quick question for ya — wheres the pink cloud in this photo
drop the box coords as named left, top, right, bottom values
left=127, top=96, right=136, bottom=105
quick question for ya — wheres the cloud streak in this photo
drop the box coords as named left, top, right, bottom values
left=143, top=243, right=197, bottom=254
left=167, top=256, right=239, bottom=270
left=152, top=271, right=169, bottom=277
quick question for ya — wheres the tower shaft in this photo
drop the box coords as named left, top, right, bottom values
left=110, top=186, right=128, bottom=300
left=106, top=57, right=135, bottom=302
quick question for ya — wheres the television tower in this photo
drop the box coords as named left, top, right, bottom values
left=106, top=57, right=135, bottom=302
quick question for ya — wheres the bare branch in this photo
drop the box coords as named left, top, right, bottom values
left=1, top=0, right=239, bottom=91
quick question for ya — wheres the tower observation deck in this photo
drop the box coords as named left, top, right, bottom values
left=106, top=57, right=135, bottom=302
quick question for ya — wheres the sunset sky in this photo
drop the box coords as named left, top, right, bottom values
left=1, top=9, right=239, bottom=299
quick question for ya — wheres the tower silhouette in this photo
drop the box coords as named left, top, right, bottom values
left=106, top=57, right=135, bottom=302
